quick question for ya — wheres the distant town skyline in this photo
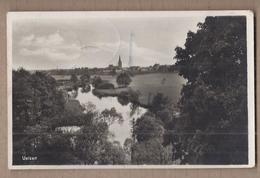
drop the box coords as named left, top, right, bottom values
left=12, top=13, right=206, bottom=70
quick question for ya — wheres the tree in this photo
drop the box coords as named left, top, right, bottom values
left=98, top=141, right=126, bottom=165
left=92, top=76, right=102, bottom=88
left=80, top=72, right=90, bottom=82
left=123, top=138, right=133, bottom=163
left=173, top=16, right=248, bottom=164
left=12, top=68, right=127, bottom=165
left=12, top=68, right=34, bottom=133
left=12, top=69, right=69, bottom=165
left=80, top=73, right=91, bottom=92
left=116, top=72, right=132, bottom=87
left=74, top=119, right=109, bottom=165
left=34, top=131, right=79, bottom=164
left=133, top=113, right=164, bottom=143
left=99, top=107, right=123, bottom=125
left=70, top=73, right=79, bottom=90
left=96, top=83, right=115, bottom=89
left=74, top=113, right=126, bottom=165
left=150, top=93, right=171, bottom=113
left=13, top=69, right=65, bottom=131
left=132, top=138, right=173, bottom=165
left=70, top=73, right=78, bottom=83
left=117, top=95, right=130, bottom=106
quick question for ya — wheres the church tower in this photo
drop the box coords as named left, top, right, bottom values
left=118, top=55, right=122, bottom=68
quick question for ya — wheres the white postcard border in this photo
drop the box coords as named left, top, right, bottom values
left=7, top=10, right=255, bottom=169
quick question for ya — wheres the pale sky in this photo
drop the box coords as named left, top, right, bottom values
left=11, top=12, right=206, bottom=70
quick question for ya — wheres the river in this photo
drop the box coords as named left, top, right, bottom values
left=76, top=85, right=147, bottom=145
left=73, top=73, right=185, bottom=145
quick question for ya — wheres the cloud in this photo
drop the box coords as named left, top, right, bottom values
left=18, top=32, right=122, bottom=62
left=19, top=33, right=64, bottom=47
left=20, top=47, right=81, bottom=61
left=19, top=32, right=82, bottom=61
left=17, top=32, right=170, bottom=66
left=19, top=34, right=35, bottom=46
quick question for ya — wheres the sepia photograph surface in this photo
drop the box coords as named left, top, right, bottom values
left=7, top=11, right=255, bottom=169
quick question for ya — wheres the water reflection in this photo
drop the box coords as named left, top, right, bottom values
left=75, top=85, right=147, bottom=145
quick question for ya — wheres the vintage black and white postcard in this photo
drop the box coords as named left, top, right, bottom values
left=7, top=11, right=255, bottom=169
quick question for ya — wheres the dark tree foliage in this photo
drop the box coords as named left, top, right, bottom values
left=33, top=133, right=79, bottom=165
left=12, top=69, right=67, bottom=164
left=96, top=82, right=115, bottom=89
left=92, top=76, right=103, bottom=88
left=116, top=72, right=132, bottom=87
left=117, top=95, right=130, bottom=106
left=70, top=73, right=79, bottom=90
left=13, top=69, right=65, bottom=133
left=98, top=141, right=126, bottom=165
left=80, top=73, right=90, bottom=84
left=132, top=138, right=173, bottom=165
left=130, top=90, right=174, bottom=164
left=173, top=16, right=248, bottom=164
left=74, top=119, right=109, bottom=164
left=80, top=72, right=91, bottom=92
left=99, top=107, right=123, bottom=125
left=74, top=113, right=126, bottom=165
left=150, top=93, right=171, bottom=113
left=70, top=73, right=78, bottom=83
left=134, top=113, right=164, bottom=142
left=12, top=69, right=127, bottom=165
left=131, top=112, right=174, bottom=165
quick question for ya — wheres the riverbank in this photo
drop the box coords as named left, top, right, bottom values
left=92, top=87, right=150, bottom=108
left=92, top=87, right=129, bottom=97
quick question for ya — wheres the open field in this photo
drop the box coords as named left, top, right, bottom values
left=100, top=73, right=186, bottom=105
left=130, top=73, right=186, bottom=105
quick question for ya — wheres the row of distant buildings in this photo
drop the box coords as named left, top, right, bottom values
left=99, top=56, right=177, bottom=75
left=46, top=55, right=178, bottom=78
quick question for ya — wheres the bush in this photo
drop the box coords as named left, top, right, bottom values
left=116, top=72, right=132, bottom=87
left=92, top=76, right=102, bottom=88
left=96, top=82, right=115, bottom=89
